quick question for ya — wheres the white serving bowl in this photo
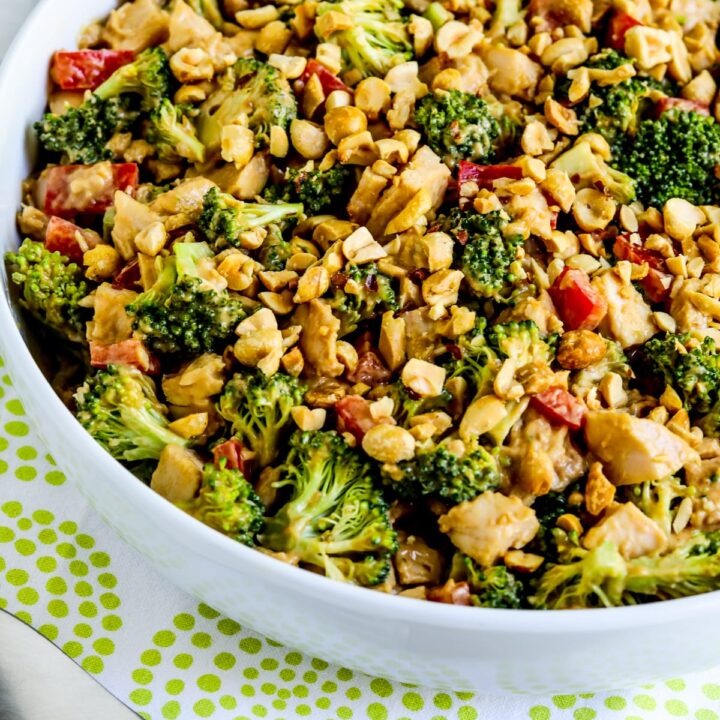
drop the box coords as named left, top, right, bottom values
left=2, top=0, right=720, bottom=695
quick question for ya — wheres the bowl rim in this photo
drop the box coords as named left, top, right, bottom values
left=2, top=0, right=719, bottom=637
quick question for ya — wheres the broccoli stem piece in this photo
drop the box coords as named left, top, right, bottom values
left=74, top=364, right=187, bottom=463
left=423, top=1, right=453, bottom=30
left=261, top=431, right=397, bottom=586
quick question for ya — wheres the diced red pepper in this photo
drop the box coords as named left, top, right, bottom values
left=45, top=216, right=100, bottom=264
left=299, top=59, right=351, bottom=95
left=531, top=387, right=587, bottom=431
left=90, top=339, right=160, bottom=374
left=548, top=267, right=608, bottom=331
left=654, top=96, right=710, bottom=117
left=213, top=439, right=252, bottom=476
left=335, top=395, right=388, bottom=443
left=112, top=259, right=141, bottom=290
left=51, top=50, right=135, bottom=91
left=641, top=268, right=673, bottom=304
left=458, top=161, right=523, bottom=186
left=41, top=163, right=139, bottom=218
left=613, top=235, right=665, bottom=271
left=607, top=11, right=643, bottom=51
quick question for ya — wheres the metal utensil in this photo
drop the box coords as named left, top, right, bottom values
left=0, top=609, right=139, bottom=720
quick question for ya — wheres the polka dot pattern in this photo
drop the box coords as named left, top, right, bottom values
left=0, top=356, right=720, bottom=720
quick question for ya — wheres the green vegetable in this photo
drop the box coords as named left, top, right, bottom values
left=74, top=364, right=187, bottom=462
left=34, top=95, right=139, bottom=165
left=6, top=239, right=89, bottom=343
left=490, top=0, right=523, bottom=33
left=180, top=460, right=264, bottom=546
left=464, top=555, right=524, bottom=608
left=218, top=371, right=306, bottom=469
left=383, top=380, right=452, bottom=428
left=261, top=431, right=397, bottom=586
left=629, top=477, right=695, bottom=537
left=95, top=47, right=172, bottom=112
left=384, top=438, right=503, bottom=505
left=487, top=320, right=556, bottom=370
left=633, top=333, right=720, bottom=416
left=415, top=90, right=501, bottom=168
left=197, top=58, right=297, bottom=152
left=551, top=140, right=635, bottom=204
left=434, top=208, right=525, bottom=302
left=146, top=99, right=206, bottom=163
left=616, top=109, right=720, bottom=208
left=423, top=1, right=453, bottom=30
left=127, top=241, right=248, bottom=355
left=329, top=263, right=398, bottom=337
left=315, top=0, right=412, bottom=78
left=198, top=187, right=303, bottom=250
left=263, top=165, right=354, bottom=215
left=530, top=531, right=720, bottom=608
left=186, top=0, right=225, bottom=29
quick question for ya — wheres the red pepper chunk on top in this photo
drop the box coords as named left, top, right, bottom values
left=51, top=50, right=135, bottom=91
left=548, top=267, right=608, bottom=331
left=531, top=387, right=587, bottom=431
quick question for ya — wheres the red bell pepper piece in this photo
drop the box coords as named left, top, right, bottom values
left=300, top=59, right=351, bottom=95
left=41, top=163, right=139, bottom=218
left=335, top=395, right=382, bottom=443
left=548, top=267, right=608, bottom=331
left=654, top=97, right=710, bottom=117
left=458, top=161, right=523, bottom=186
left=531, top=387, right=587, bottom=431
left=90, top=339, right=160, bottom=374
left=45, top=216, right=100, bottom=264
left=607, top=11, right=643, bottom=51
left=613, top=235, right=665, bottom=271
left=51, top=50, right=135, bottom=91
left=641, top=268, right=673, bottom=304
left=112, top=259, right=141, bottom=290
left=213, top=439, right=253, bottom=476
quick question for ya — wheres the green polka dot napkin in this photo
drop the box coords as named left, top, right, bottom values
left=2, top=364, right=720, bottom=720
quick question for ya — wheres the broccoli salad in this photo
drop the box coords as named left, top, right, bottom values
left=8, top=0, right=720, bottom=610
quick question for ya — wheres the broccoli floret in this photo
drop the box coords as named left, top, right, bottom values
left=616, top=109, right=720, bottom=208
left=329, top=263, right=398, bottom=337
left=525, top=490, right=573, bottom=562
left=260, top=431, right=397, bottom=586
left=127, top=241, right=248, bottom=355
left=530, top=531, right=720, bottom=608
left=490, top=0, right=523, bottom=33
left=95, top=47, right=172, bottom=112
left=415, top=90, right=502, bottom=168
left=264, top=165, right=354, bottom=215
left=487, top=320, right=556, bottom=370
left=632, top=333, right=720, bottom=416
left=384, top=438, right=502, bottom=505
left=186, top=0, right=225, bottom=28
left=197, top=58, right=297, bottom=152
left=180, top=459, right=264, bottom=546
left=315, top=0, right=412, bottom=78
left=74, top=364, right=187, bottom=463
left=6, top=239, right=89, bottom=343
left=551, top=140, right=635, bottom=204
left=628, top=477, right=695, bottom=537
left=218, top=371, right=306, bottom=469
left=34, top=95, right=139, bottom=165
left=444, top=318, right=499, bottom=398
left=146, top=99, right=206, bottom=163
left=434, top=208, right=525, bottom=302
left=198, top=187, right=303, bottom=250
left=258, top=237, right=292, bottom=271
left=464, top=556, right=524, bottom=608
